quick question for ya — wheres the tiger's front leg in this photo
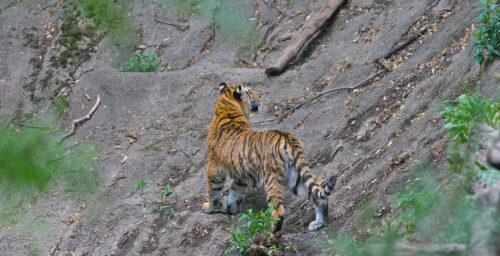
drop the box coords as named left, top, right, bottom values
left=203, top=162, right=226, bottom=214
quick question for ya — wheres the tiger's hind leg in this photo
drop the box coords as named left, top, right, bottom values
left=308, top=197, right=328, bottom=231
left=203, top=162, right=226, bottom=214
left=224, top=179, right=246, bottom=214
left=264, top=172, right=285, bottom=232
left=285, top=163, right=329, bottom=231
left=296, top=181, right=329, bottom=231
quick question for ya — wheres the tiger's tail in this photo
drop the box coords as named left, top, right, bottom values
left=283, top=138, right=336, bottom=200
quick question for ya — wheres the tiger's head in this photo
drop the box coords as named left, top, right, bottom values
left=219, top=82, right=261, bottom=115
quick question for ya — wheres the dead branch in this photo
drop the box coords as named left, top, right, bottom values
left=58, top=95, right=101, bottom=144
left=200, top=23, right=216, bottom=54
left=252, top=69, right=385, bottom=125
left=265, top=0, right=347, bottom=75
left=367, top=25, right=428, bottom=64
left=154, top=18, right=190, bottom=31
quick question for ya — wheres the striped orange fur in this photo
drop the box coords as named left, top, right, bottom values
left=203, top=83, right=336, bottom=231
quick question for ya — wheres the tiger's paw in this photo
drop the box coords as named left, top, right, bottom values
left=308, top=220, right=327, bottom=231
left=202, top=202, right=223, bottom=214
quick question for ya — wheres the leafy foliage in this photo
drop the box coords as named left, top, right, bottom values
left=120, top=53, right=162, bottom=72
left=441, top=92, right=500, bottom=144
left=395, top=186, right=437, bottom=234
left=71, top=0, right=136, bottom=49
left=0, top=117, right=99, bottom=226
left=472, top=0, right=500, bottom=67
left=164, top=0, right=260, bottom=57
left=227, top=205, right=278, bottom=254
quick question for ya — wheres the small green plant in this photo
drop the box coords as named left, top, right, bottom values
left=472, top=0, right=500, bottom=67
left=227, top=205, right=278, bottom=255
left=441, top=92, right=500, bottom=144
left=120, top=53, right=161, bottom=72
left=131, top=178, right=150, bottom=195
left=160, top=183, right=178, bottom=202
left=53, top=96, right=69, bottom=114
left=285, top=241, right=299, bottom=254
left=287, top=0, right=295, bottom=5
left=395, top=186, right=437, bottom=234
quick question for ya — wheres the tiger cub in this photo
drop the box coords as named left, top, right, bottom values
left=203, top=83, right=336, bottom=231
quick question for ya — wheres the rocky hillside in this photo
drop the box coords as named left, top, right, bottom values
left=0, top=0, right=498, bottom=255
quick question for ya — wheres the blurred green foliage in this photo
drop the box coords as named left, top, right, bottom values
left=324, top=85, right=499, bottom=255
left=0, top=117, right=99, bottom=227
left=163, top=0, right=260, bottom=57
left=472, top=0, right=499, bottom=67
left=441, top=91, right=500, bottom=144
left=68, top=0, right=137, bottom=50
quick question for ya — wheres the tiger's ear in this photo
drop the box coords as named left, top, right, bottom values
left=219, top=82, right=228, bottom=94
left=233, top=84, right=243, bottom=101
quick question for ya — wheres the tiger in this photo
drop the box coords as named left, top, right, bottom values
left=202, top=82, right=337, bottom=232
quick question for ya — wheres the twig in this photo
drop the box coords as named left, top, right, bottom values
left=329, top=145, right=342, bottom=164
left=154, top=18, right=190, bottom=31
left=200, top=0, right=221, bottom=54
left=58, top=95, right=101, bottom=144
left=200, top=23, right=216, bottom=54
left=177, top=236, right=188, bottom=247
left=338, top=158, right=363, bottom=175
left=218, top=240, right=230, bottom=256
left=40, top=3, right=58, bottom=11
left=109, top=176, right=127, bottom=187
left=252, top=69, right=385, bottom=125
left=83, top=89, right=91, bottom=101
left=367, top=25, right=428, bottom=64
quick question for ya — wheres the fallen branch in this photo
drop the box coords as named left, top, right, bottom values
left=252, top=69, right=385, bottom=125
left=367, top=25, right=428, bottom=64
left=58, top=95, right=101, bottom=144
left=265, top=0, right=347, bottom=75
left=154, top=18, right=190, bottom=31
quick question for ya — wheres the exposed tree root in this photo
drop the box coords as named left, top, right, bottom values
left=265, top=0, right=347, bottom=76
left=252, top=69, right=385, bottom=125
left=367, top=25, right=428, bottom=65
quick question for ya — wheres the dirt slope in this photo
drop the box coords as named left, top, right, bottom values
left=0, top=0, right=498, bottom=255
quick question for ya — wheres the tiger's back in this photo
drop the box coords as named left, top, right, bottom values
left=203, top=83, right=336, bottom=231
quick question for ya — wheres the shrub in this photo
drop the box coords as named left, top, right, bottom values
left=227, top=205, right=278, bottom=255
left=441, top=92, right=500, bottom=144
left=120, top=53, right=161, bottom=72
left=472, top=0, right=500, bottom=67
left=395, top=186, right=437, bottom=234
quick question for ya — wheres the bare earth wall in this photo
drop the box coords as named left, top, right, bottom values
left=0, top=0, right=498, bottom=255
